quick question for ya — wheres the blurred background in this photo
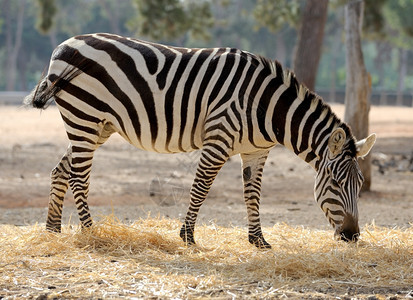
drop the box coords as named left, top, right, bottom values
left=1, top=0, right=413, bottom=107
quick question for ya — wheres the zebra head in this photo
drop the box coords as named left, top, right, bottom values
left=314, top=127, right=376, bottom=242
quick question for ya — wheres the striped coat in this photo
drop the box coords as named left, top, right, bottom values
left=25, top=33, right=376, bottom=247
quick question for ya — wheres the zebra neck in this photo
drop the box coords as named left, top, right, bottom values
left=269, top=79, right=341, bottom=172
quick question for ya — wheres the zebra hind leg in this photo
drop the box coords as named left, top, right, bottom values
left=241, top=150, right=271, bottom=249
left=46, top=144, right=72, bottom=232
left=68, top=122, right=115, bottom=229
left=180, top=145, right=229, bottom=246
left=68, top=146, right=95, bottom=230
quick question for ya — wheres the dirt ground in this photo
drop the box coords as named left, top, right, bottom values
left=0, top=104, right=412, bottom=298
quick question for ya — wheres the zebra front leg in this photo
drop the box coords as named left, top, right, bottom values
left=180, top=146, right=228, bottom=245
left=46, top=144, right=72, bottom=232
left=241, top=150, right=271, bottom=249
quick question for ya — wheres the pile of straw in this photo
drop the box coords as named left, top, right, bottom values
left=1, top=216, right=412, bottom=298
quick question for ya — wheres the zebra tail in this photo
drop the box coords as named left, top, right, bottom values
left=23, top=76, right=50, bottom=109
left=23, top=65, right=83, bottom=109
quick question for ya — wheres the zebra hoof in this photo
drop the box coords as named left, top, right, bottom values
left=46, top=222, right=61, bottom=233
left=80, top=222, right=93, bottom=233
left=179, top=225, right=196, bottom=246
left=249, top=234, right=272, bottom=249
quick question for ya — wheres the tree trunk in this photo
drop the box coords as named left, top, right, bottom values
left=344, top=0, right=372, bottom=191
left=329, top=29, right=342, bottom=103
left=293, top=0, right=329, bottom=91
left=17, top=47, right=28, bottom=91
left=4, top=0, right=25, bottom=91
left=375, top=42, right=390, bottom=106
left=396, top=48, right=408, bottom=106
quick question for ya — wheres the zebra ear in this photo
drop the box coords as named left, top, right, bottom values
left=356, top=133, right=376, bottom=158
left=328, top=128, right=346, bottom=156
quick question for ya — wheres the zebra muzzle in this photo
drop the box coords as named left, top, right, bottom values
left=335, top=214, right=360, bottom=242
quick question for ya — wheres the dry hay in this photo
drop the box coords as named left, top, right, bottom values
left=1, top=216, right=412, bottom=299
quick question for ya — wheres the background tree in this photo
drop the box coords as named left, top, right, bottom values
left=2, top=0, right=26, bottom=91
left=98, top=0, right=122, bottom=34
left=253, top=0, right=328, bottom=90
left=204, top=0, right=283, bottom=61
left=344, top=0, right=372, bottom=190
left=293, top=0, right=329, bottom=90
left=128, top=0, right=213, bottom=43
left=253, top=0, right=300, bottom=67
left=35, top=0, right=56, bottom=34
left=3, top=0, right=413, bottom=97
left=382, top=0, right=413, bottom=105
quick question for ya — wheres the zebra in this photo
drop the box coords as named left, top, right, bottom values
left=24, top=33, right=376, bottom=248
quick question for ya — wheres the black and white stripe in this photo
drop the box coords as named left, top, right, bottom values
left=25, top=33, right=376, bottom=247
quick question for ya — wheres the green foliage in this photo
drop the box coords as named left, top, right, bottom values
left=2, top=0, right=413, bottom=93
left=383, top=0, right=413, bottom=48
left=363, top=0, right=386, bottom=39
left=129, top=0, right=213, bottom=41
left=385, top=0, right=413, bottom=37
left=253, top=0, right=301, bottom=33
left=35, top=0, right=56, bottom=33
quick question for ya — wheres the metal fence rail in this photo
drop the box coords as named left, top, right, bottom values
left=317, top=89, right=413, bottom=107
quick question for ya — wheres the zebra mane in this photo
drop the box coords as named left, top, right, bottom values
left=259, top=56, right=357, bottom=157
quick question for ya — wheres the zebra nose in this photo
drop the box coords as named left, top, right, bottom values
left=338, top=214, right=360, bottom=242
left=340, top=229, right=359, bottom=242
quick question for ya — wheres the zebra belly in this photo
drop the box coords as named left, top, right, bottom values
left=124, top=121, right=206, bottom=154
